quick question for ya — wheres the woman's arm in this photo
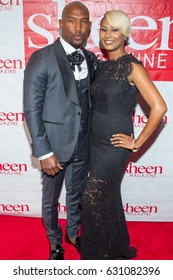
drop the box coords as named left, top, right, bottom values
left=129, top=63, right=167, bottom=150
left=111, top=63, right=167, bottom=151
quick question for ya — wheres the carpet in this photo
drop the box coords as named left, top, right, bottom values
left=0, top=215, right=172, bottom=260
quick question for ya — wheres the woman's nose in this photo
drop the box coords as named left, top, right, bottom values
left=105, top=30, right=112, bottom=37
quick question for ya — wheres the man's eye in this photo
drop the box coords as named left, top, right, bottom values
left=82, top=20, right=88, bottom=24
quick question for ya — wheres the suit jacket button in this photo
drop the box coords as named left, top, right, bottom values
left=77, top=112, right=81, bottom=115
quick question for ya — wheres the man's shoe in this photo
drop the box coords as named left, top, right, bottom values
left=65, top=233, right=81, bottom=253
left=50, top=244, right=64, bottom=260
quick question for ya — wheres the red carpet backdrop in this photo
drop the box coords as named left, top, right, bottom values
left=0, top=0, right=173, bottom=221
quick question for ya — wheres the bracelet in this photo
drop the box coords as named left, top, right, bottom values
left=131, top=139, right=138, bottom=152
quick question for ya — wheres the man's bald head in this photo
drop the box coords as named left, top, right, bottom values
left=62, top=1, right=89, bottom=20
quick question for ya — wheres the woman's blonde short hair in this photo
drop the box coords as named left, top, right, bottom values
left=104, top=10, right=131, bottom=38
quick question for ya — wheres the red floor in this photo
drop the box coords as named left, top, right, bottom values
left=0, top=215, right=173, bottom=260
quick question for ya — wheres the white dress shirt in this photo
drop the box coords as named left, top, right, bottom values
left=60, top=37, right=88, bottom=80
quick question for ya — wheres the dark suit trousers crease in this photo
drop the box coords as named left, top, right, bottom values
left=42, top=153, right=89, bottom=246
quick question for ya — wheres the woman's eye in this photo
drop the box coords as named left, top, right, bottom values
left=112, top=28, right=118, bottom=32
left=100, top=28, right=106, bottom=32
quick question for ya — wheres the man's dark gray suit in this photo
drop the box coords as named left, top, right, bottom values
left=23, top=38, right=97, bottom=248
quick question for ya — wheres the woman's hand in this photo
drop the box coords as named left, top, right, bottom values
left=110, top=133, right=134, bottom=150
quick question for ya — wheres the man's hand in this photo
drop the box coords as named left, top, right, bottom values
left=40, top=155, right=63, bottom=176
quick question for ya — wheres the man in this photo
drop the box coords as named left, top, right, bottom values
left=23, top=1, right=97, bottom=260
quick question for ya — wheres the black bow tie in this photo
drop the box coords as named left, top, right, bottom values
left=67, top=51, right=85, bottom=72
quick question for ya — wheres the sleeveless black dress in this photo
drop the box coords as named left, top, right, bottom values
left=81, top=54, right=142, bottom=260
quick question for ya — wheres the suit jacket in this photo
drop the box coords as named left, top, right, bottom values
left=23, top=38, right=97, bottom=162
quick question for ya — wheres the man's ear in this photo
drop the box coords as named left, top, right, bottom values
left=89, top=21, right=92, bottom=31
left=59, top=19, right=63, bottom=30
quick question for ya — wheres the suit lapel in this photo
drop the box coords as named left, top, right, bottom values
left=53, top=38, right=80, bottom=107
left=82, top=48, right=92, bottom=108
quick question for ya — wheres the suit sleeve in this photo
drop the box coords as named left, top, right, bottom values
left=23, top=50, right=52, bottom=158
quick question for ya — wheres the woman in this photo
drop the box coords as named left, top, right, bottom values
left=81, top=10, right=167, bottom=260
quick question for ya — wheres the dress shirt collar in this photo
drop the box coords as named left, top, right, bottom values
left=60, top=37, right=81, bottom=55
left=59, top=37, right=87, bottom=80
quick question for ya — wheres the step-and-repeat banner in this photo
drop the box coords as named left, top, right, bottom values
left=0, top=0, right=173, bottom=221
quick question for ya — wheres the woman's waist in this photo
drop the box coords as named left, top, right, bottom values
left=91, top=106, right=132, bottom=115
left=90, top=113, right=133, bottom=136
left=91, top=109, right=132, bottom=118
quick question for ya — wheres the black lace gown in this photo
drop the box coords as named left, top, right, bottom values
left=81, top=54, right=142, bottom=260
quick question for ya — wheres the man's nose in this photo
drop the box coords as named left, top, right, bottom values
left=75, top=20, right=82, bottom=31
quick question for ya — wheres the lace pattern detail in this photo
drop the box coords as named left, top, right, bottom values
left=99, top=54, right=143, bottom=81
left=81, top=54, right=139, bottom=260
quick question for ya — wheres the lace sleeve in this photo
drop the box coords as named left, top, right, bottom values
left=123, top=54, right=143, bottom=77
